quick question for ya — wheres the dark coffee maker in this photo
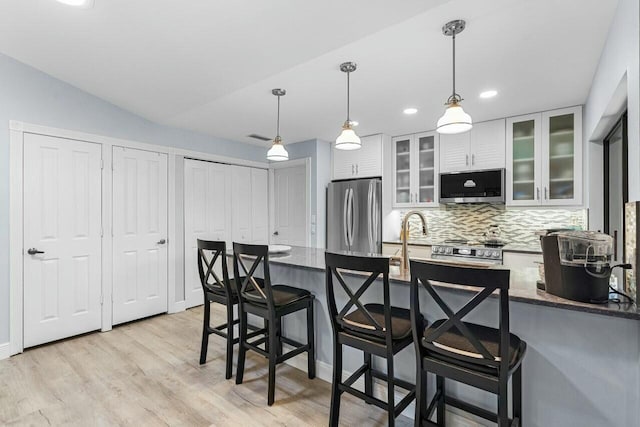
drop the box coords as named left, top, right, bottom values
left=541, top=231, right=627, bottom=303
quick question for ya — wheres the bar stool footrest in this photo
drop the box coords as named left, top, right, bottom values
left=370, top=368, right=414, bottom=391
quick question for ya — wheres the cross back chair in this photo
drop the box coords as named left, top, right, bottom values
left=409, top=260, right=527, bottom=427
left=325, top=252, right=421, bottom=427
left=233, top=242, right=315, bottom=406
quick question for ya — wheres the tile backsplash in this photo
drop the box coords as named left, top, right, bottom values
left=397, top=204, right=587, bottom=247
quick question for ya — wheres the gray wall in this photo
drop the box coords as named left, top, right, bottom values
left=0, top=53, right=267, bottom=344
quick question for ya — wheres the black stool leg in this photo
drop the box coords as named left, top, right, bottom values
left=199, top=301, right=210, bottom=365
left=498, top=376, right=509, bottom=426
left=307, top=301, right=315, bottom=379
left=267, top=317, right=279, bottom=406
left=436, top=376, right=445, bottom=426
left=364, top=352, right=373, bottom=397
left=387, top=355, right=395, bottom=427
left=236, top=310, right=247, bottom=385
left=224, top=302, right=234, bottom=379
left=513, top=365, right=523, bottom=426
left=414, top=366, right=426, bottom=426
left=329, top=341, right=343, bottom=427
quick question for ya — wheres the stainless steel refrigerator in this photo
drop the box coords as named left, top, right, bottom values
left=327, top=178, right=382, bottom=254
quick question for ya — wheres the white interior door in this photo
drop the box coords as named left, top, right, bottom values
left=273, top=165, right=307, bottom=246
left=23, top=133, right=102, bottom=348
left=232, top=166, right=252, bottom=243
left=251, top=168, right=269, bottom=244
left=112, top=147, right=168, bottom=325
left=184, top=159, right=231, bottom=309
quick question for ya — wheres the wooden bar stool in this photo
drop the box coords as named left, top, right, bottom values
left=325, top=252, right=422, bottom=427
left=233, top=242, right=315, bottom=406
left=409, top=260, right=527, bottom=427
left=197, top=239, right=264, bottom=379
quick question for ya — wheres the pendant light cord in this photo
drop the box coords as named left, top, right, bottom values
left=452, top=31, right=456, bottom=101
left=346, top=71, right=351, bottom=123
left=276, top=94, right=281, bottom=138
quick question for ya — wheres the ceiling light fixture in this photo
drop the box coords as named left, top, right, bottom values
left=266, top=89, right=289, bottom=162
left=480, top=90, right=498, bottom=99
left=436, top=19, right=473, bottom=135
left=55, top=0, right=94, bottom=7
left=350, top=121, right=359, bottom=127
left=335, top=62, right=361, bottom=150
left=403, top=108, right=418, bottom=115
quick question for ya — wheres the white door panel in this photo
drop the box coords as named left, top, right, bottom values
left=24, top=133, right=102, bottom=348
left=251, top=168, right=269, bottom=244
left=273, top=165, right=307, bottom=246
left=112, top=147, right=168, bottom=325
left=232, top=166, right=252, bottom=243
left=184, top=160, right=231, bottom=309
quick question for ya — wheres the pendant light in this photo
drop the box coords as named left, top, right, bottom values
left=267, top=88, right=289, bottom=161
left=436, top=19, right=473, bottom=134
left=335, top=62, right=361, bottom=150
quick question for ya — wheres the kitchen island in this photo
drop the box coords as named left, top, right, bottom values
left=254, top=246, right=640, bottom=426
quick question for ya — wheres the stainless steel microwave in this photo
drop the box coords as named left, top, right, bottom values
left=439, top=168, right=505, bottom=204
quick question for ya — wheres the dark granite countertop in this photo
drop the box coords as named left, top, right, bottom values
left=383, top=239, right=542, bottom=254
left=247, top=246, right=639, bottom=320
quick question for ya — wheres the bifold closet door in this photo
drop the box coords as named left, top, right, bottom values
left=183, top=159, right=231, bottom=309
left=112, top=146, right=168, bottom=325
left=23, top=133, right=102, bottom=348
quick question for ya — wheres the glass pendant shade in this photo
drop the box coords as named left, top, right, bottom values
left=267, top=137, right=289, bottom=161
left=436, top=102, right=473, bottom=134
left=335, top=122, right=361, bottom=150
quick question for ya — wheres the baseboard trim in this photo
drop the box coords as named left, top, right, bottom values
left=0, top=342, right=10, bottom=360
left=169, top=300, right=186, bottom=314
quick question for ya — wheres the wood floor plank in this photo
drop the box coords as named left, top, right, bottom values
left=1, top=305, right=414, bottom=426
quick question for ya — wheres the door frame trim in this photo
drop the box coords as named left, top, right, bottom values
left=268, top=158, right=312, bottom=247
left=9, top=120, right=268, bottom=355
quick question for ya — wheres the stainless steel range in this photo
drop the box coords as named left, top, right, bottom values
left=431, top=243, right=503, bottom=265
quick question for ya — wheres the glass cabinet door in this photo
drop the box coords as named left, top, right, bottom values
left=417, top=135, right=435, bottom=203
left=546, top=113, right=575, bottom=201
left=394, top=137, right=412, bottom=204
left=511, top=120, right=537, bottom=202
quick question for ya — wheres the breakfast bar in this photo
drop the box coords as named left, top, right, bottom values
left=260, top=246, right=640, bottom=427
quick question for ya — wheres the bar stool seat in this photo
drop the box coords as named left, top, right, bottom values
left=342, top=304, right=413, bottom=341
left=244, top=284, right=310, bottom=306
left=207, top=277, right=264, bottom=297
left=423, top=320, right=526, bottom=371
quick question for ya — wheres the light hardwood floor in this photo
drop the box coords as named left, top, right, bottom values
left=0, top=305, right=413, bottom=426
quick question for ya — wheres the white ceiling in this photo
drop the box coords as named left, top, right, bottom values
left=0, top=0, right=618, bottom=147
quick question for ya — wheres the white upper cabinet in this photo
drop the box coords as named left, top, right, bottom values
left=506, top=106, right=582, bottom=206
left=392, top=131, right=439, bottom=208
left=332, top=134, right=383, bottom=180
left=439, top=119, right=506, bottom=172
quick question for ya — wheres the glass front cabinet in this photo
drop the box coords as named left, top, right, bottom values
left=392, top=131, right=439, bottom=208
left=506, top=106, right=582, bottom=206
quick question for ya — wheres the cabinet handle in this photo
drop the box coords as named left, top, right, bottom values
left=356, top=164, right=358, bottom=174
left=536, top=187, right=540, bottom=200
left=472, top=154, right=475, bottom=165
left=352, top=164, right=355, bottom=175
left=466, top=154, right=469, bottom=166
left=544, top=187, right=548, bottom=200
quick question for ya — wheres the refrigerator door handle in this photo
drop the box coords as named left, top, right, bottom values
left=348, top=188, right=355, bottom=247
left=343, top=188, right=349, bottom=247
left=373, top=183, right=379, bottom=249
left=367, top=181, right=373, bottom=252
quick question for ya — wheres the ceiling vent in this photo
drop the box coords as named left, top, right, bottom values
left=248, top=134, right=272, bottom=142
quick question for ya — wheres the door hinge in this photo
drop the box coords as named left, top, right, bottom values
left=100, top=227, right=104, bottom=237
left=100, top=159, right=104, bottom=170
left=100, top=294, right=103, bottom=305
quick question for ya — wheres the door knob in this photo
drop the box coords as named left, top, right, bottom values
left=27, top=248, right=44, bottom=255
left=273, top=231, right=279, bottom=236
left=157, top=239, right=166, bottom=245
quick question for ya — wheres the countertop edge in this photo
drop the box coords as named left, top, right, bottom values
left=382, top=240, right=543, bottom=254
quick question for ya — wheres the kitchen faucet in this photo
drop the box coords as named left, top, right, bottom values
left=400, top=210, right=428, bottom=271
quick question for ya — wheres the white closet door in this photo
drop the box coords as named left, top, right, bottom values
left=273, top=165, right=307, bottom=246
left=251, top=168, right=269, bottom=244
left=232, top=166, right=252, bottom=244
left=184, top=160, right=231, bottom=309
left=23, top=133, right=102, bottom=348
left=112, top=147, right=168, bottom=325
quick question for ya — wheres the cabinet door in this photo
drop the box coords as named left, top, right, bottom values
left=506, top=114, right=542, bottom=206
left=541, top=106, right=582, bottom=205
left=356, top=134, right=383, bottom=178
left=231, top=166, right=253, bottom=243
left=251, top=168, right=269, bottom=243
left=415, top=132, right=438, bottom=206
left=439, top=132, right=470, bottom=172
left=470, top=119, right=506, bottom=170
left=332, top=146, right=355, bottom=180
left=392, top=135, right=413, bottom=207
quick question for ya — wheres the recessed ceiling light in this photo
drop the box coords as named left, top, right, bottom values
left=56, top=0, right=94, bottom=8
left=403, top=108, right=418, bottom=115
left=479, top=90, right=498, bottom=99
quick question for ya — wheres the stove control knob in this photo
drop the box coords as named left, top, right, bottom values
left=445, top=247, right=453, bottom=255
left=492, top=251, right=500, bottom=258
left=482, top=250, right=490, bottom=257
left=432, top=246, right=439, bottom=254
